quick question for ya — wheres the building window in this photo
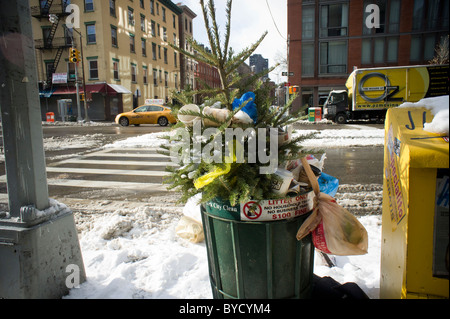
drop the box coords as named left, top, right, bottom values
left=67, top=62, right=76, bottom=81
left=85, top=0, right=94, bottom=12
left=162, top=7, right=166, bottom=22
left=129, top=34, right=135, bottom=53
left=143, top=67, right=148, bottom=84
left=374, top=38, right=385, bottom=63
left=175, top=73, right=178, bottom=90
left=410, top=35, right=422, bottom=61
left=86, top=23, right=96, bottom=44
left=412, top=0, right=425, bottom=30
left=158, top=45, right=161, bottom=59
left=163, top=27, right=167, bottom=41
left=153, top=69, right=158, bottom=86
left=109, top=0, right=116, bottom=17
left=140, top=0, right=144, bottom=9
left=141, top=38, right=146, bottom=56
left=386, top=37, right=398, bottom=62
left=164, top=71, right=168, bottom=87
left=113, top=60, right=119, bottom=80
left=111, top=25, right=118, bottom=47
left=159, top=70, right=162, bottom=83
left=164, top=48, right=168, bottom=64
left=89, top=60, right=98, bottom=79
left=301, top=43, right=314, bottom=76
left=131, top=64, right=137, bottom=83
left=173, top=14, right=176, bottom=28
left=174, top=52, right=177, bottom=67
left=64, top=27, right=73, bottom=46
left=388, top=0, right=401, bottom=33
left=128, top=7, right=134, bottom=26
left=173, top=33, right=177, bottom=46
left=152, top=42, right=157, bottom=60
left=150, top=0, right=155, bottom=15
left=361, top=38, right=372, bottom=64
left=320, top=3, right=348, bottom=37
left=151, top=20, right=156, bottom=36
left=319, top=41, right=347, bottom=74
left=140, top=14, right=146, bottom=32
left=45, top=61, right=54, bottom=79
left=302, top=6, right=314, bottom=40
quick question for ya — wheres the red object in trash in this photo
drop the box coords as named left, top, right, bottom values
left=46, top=112, right=55, bottom=122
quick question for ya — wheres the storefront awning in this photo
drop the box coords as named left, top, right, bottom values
left=107, top=84, right=132, bottom=94
left=50, top=83, right=132, bottom=95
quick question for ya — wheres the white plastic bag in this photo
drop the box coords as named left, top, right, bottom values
left=176, top=194, right=205, bottom=243
left=296, top=158, right=368, bottom=256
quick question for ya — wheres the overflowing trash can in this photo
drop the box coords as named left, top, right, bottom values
left=200, top=193, right=315, bottom=299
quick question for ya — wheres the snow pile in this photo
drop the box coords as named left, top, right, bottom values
left=103, top=131, right=169, bottom=149
left=399, top=95, right=449, bottom=135
left=66, top=207, right=212, bottom=299
left=65, top=203, right=381, bottom=299
left=293, top=128, right=385, bottom=148
left=44, top=134, right=106, bottom=151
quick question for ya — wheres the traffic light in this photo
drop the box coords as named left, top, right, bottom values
left=69, top=48, right=80, bottom=63
left=289, top=86, right=299, bottom=94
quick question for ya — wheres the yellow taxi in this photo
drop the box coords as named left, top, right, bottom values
left=115, top=104, right=177, bottom=127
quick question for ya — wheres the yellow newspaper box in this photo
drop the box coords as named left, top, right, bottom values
left=381, top=107, right=449, bottom=299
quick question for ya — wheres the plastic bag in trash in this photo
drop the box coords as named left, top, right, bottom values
left=176, top=215, right=204, bottom=243
left=176, top=193, right=205, bottom=243
left=318, top=172, right=339, bottom=197
left=296, top=157, right=368, bottom=256
left=296, top=193, right=368, bottom=256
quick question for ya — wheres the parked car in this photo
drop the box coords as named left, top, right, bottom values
left=115, top=104, right=177, bottom=126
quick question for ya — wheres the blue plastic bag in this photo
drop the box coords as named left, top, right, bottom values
left=232, top=92, right=258, bottom=124
left=318, top=172, right=339, bottom=197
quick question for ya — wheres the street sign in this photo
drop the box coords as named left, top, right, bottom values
left=289, top=72, right=294, bottom=76
left=282, top=72, right=295, bottom=76
left=52, top=73, right=67, bottom=84
left=282, top=72, right=287, bottom=76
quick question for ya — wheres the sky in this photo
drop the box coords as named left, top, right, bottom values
left=178, top=0, right=288, bottom=83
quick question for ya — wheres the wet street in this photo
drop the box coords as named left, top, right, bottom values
left=1, top=122, right=385, bottom=213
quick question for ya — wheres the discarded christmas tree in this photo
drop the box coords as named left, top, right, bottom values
left=162, top=0, right=316, bottom=206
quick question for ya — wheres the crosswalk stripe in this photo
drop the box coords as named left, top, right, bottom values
left=0, top=146, right=175, bottom=194
left=46, top=166, right=170, bottom=176
left=44, top=179, right=168, bottom=191
left=56, top=159, right=178, bottom=167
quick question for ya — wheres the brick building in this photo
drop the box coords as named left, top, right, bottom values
left=287, top=0, right=449, bottom=112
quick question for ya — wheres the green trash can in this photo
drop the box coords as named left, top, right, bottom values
left=201, top=197, right=315, bottom=299
left=308, top=108, right=316, bottom=122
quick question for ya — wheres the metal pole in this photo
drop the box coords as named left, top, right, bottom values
left=286, top=34, right=290, bottom=107
left=75, top=61, right=82, bottom=121
left=0, top=0, right=49, bottom=216
left=73, top=28, right=89, bottom=122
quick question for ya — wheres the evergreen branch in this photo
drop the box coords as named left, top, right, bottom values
left=199, top=0, right=219, bottom=57
left=207, top=0, right=223, bottom=62
left=223, top=0, right=233, bottom=59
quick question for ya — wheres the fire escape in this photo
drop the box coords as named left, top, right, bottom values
left=31, top=0, right=71, bottom=86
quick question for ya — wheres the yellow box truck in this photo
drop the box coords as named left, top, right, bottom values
left=323, top=64, right=449, bottom=124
